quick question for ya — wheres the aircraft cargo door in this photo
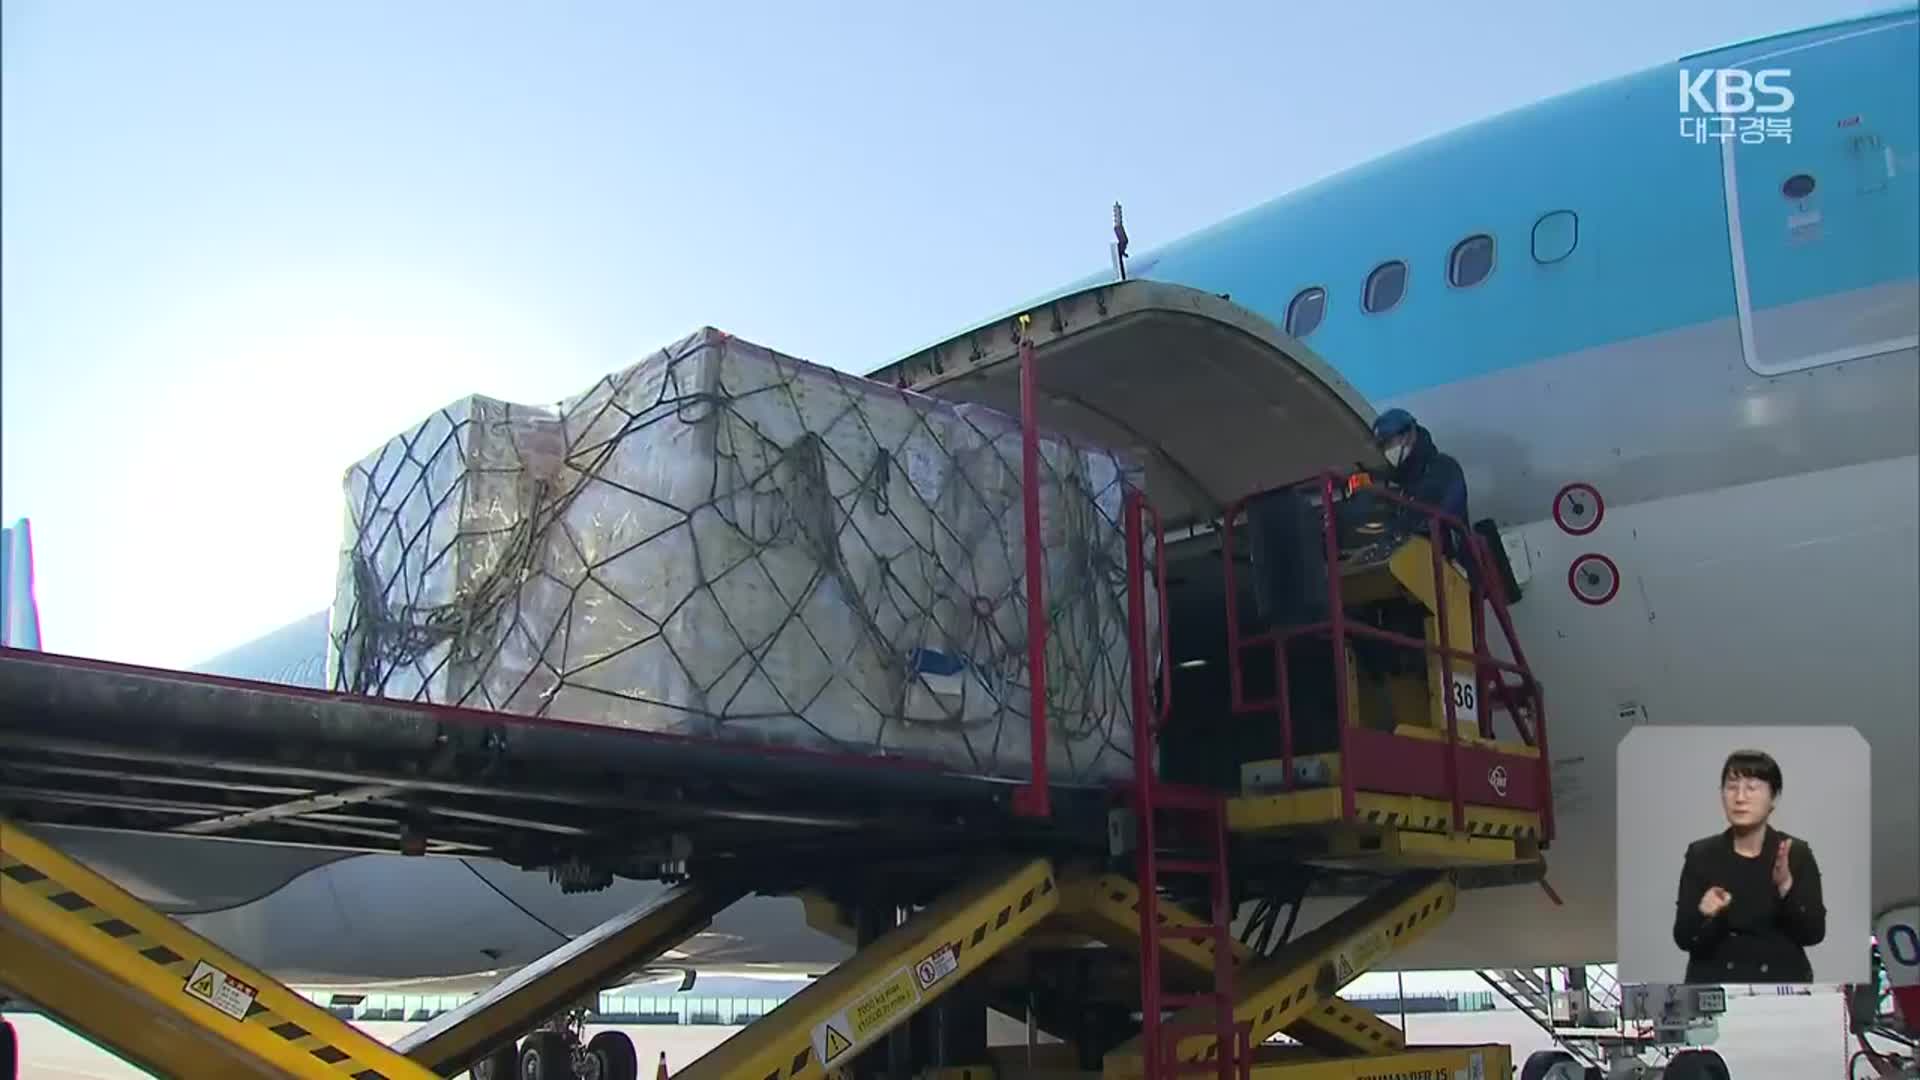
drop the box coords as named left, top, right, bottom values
left=1720, top=15, right=1920, bottom=376
left=872, top=279, right=1382, bottom=529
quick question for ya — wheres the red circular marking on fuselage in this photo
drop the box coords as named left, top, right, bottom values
left=1568, top=553, right=1621, bottom=606
left=1552, top=482, right=1605, bottom=536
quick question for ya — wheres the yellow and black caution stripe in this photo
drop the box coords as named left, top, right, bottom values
left=1058, top=874, right=1412, bottom=1055
left=1229, top=787, right=1543, bottom=842
left=1057, top=873, right=1247, bottom=975
left=1, top=821, right=436, bottom=1080
left=676, top=858, right=1060, bottom=1080
left=1288, top=995, right=1408, bottom=1056
left=1102, top=872, right=1457, bottom=1076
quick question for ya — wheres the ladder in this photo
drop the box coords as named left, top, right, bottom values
left=1480, top=965, right=1647, bottom=1074
left=1125, top=490, right=1251, bottom=1079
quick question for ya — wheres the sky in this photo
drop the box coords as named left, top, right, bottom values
left=0, top=0, right=1900, bottom=669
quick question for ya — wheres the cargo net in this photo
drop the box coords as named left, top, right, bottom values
left=327, top=328, right=1155, bottom=783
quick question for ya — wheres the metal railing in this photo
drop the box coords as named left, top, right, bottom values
left=1218, top=470, right=1551, bottom=837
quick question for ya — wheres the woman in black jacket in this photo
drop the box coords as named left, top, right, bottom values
left=1672, top=749, right=1826, bottom=984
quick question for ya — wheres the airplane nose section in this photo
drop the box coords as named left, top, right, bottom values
left=180, top=854, right=582, bottom=982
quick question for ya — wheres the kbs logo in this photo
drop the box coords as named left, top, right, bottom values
left=1678, top=68, right=1794, bottom=145
left=1680, top=68, right=1795, bottom=114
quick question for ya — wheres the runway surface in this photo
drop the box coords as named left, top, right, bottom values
left=4, top=990, right=1864, bottom=1078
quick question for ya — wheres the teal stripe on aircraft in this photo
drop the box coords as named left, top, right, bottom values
left=888, top=7, right=1918, bottom=405
left=1128, top=10, right=1917, bottom=402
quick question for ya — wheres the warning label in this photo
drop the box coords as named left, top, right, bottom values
left=914, top=944, right=958, bottom=991
left=183, top=959, right=258, bottom=1022
left=810, top=966, right=923, bottom=1067
left=1334, top=928, right=1392, bottom=985
left=848, top=969, right=917, bottom=1039
left=820, top=1024, right=852, bottom=1064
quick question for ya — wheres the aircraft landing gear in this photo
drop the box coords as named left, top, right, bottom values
left=480, top=1011, right=641, bottom=1080
left=470, top=1041, right=519, bottom=1080
left=1663, top=1048, right=1732, bottom=1079
left=584, top=1030, right=639, bottom=1080
left=1520, top=1049, right=1589, bottom=1080
left=519, top=1030, right=572, bottom=1079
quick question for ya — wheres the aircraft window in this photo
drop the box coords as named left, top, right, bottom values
left=1286, top=287, right=1327, bottom=337
left=1448, top=234, right=1495, bottom=288
left=1532, top=210, right=1578, bottom=263
left=1363, top=261, right=1407, bottom=313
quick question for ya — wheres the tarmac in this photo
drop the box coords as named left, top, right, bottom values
left=2, top=989, right=1866, bottom=1078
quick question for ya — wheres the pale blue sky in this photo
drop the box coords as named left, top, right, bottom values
left=1, top=0, right=1894, bottom=668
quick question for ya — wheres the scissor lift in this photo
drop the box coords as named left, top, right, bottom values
left=0, top=335, right=1550, bottom=1080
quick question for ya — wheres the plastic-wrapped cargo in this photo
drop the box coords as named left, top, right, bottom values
left=326, top=328, right=1152, bottom=783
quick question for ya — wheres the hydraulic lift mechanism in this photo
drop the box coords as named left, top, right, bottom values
left=0, top=281, right=1555, bottom=1080
left=1, top=819, right=440, bottom=1080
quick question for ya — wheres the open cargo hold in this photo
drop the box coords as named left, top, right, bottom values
left=328, top=327, right=1152, bottom=783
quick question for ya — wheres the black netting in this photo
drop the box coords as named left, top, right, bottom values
left=327, top=328, right=1158, bottom=782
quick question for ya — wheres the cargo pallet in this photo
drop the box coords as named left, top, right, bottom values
left=1, top=284, right=1554, bottom=1080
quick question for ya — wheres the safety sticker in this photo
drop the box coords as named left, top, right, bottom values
left=1333, top=928, right=1392, bottom=985
left=914, top=944, right=958, bottom=991
left=820, top=1024, right=852, bottom=1064
left=183, top=959, right=258, bottom=1022
left=810, top=966, right=921, bottom=1066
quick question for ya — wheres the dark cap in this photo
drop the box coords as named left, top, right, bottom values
left=1372, top=408, right=1417, bottom=443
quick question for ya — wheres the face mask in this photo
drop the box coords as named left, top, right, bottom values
left=1383, top=441, right=1408, bottom=467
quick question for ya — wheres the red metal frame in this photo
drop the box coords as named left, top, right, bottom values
left=1125, top=490, right=1249, bottom=1080
left=1014, top=337, right=1051, bottom=818
left=1219, top=471, right=1553, bottom=842
left=1013, top=325, right=1245, bottom=1072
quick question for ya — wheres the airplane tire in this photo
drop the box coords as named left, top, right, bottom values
left=587, top=1031, right=639, bottom=1080
left=1664, top=1048, right=1732, bottom=1079
left=2, top=1019, right=16, bottom=1080
left=470, top=1041, right=517, bottom=1080
left=1520, top=1050, right=1584, bottom=1080
left=518, top=1031, right=572, bottom=1080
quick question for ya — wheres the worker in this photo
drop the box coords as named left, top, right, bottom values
left=1671, top=748, right=1825, bottom=983
left=1370, top=408, right=1470, bottom=553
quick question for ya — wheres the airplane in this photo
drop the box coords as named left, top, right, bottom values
left=4, top=0, right=1916, bottom=1016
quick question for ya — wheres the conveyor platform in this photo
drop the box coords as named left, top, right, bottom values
left=0, top=648, right=1108, bottom=1080
left=0, top=650, right=1112, bottom=881
left=0, top=291, right=1557, bottom=1080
